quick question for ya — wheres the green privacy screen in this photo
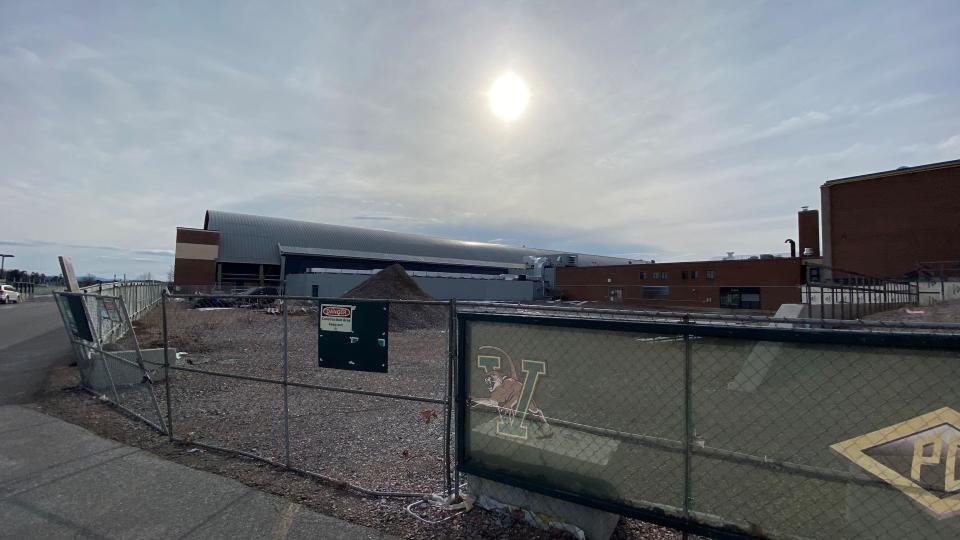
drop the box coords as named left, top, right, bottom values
left=457, top=313, right=960, bottom=539
left=317, top=300, right=388, bottom=373
left=57, top=293, right=95, bottom=342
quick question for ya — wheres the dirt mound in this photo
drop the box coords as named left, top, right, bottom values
left=343, top=264, right=434, bottom=301
left=342, top=264, right=447, bottom=331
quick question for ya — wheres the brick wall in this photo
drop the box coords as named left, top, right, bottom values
left=173, top=228, right=220, bottom=286
left=823, top=163, right=960, bottom=278
left=556, top=258, right=804, bottom=312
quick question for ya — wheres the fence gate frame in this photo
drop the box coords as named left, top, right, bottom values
left=53, top=289, right=168, bottom=433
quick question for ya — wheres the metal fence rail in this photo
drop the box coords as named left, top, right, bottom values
left=457, top=300, right=960, bottom=333
left=77, top=281, right=165, bottom=344
left=803, top=281, right=917, bottom=320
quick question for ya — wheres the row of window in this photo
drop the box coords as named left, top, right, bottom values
left=638, top=270, right=716, bottom=280
left=633, top=286, right=761, bottom=309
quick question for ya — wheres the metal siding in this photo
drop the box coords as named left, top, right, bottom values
left=204, top=210, right=625, bottom=267
left=285, top=273, right=535, bottom=301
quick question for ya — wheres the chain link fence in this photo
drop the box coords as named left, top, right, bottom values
left=80, top=281, right=165, bottom=322
left=457, top=307, right=960, bottom=539
left=54, top=290, right=960, bottom=538
left=54, top=291, right=169, bottom=433
left=143, top=293, right=458, bottom=499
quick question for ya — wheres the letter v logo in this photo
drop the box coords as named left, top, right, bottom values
left=497, top=360, right=546, bottom=440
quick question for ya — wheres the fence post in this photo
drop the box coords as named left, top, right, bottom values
left=162, top=290, right=174, bottom=440
left=282, top=294, right=291, bottom=468
left=820, top=287, right=825, bottom=320
left=95, top=296, right=122, bottom=404
left=682, top=314, right=693, bottom=534
left=855, top=281, right=860, bottom=319
left=445, top=299, right=456, bottom=499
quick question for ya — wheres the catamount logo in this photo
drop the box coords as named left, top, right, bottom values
left=832, top=407, right=960, bottom=518
left=322, top=306, right=351, bottom=317
left=469, top=346, right=552, bottom=441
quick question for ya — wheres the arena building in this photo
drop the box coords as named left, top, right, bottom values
left=173, top=210, right=641, bottom=300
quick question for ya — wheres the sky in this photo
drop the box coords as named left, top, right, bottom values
left=2, top=1, right=959, bottom=278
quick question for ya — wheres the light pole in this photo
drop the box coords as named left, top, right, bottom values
left=0, top=254, right=13, bottom=282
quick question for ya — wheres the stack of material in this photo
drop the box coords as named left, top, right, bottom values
left=342, top=264, right=447, bottom=331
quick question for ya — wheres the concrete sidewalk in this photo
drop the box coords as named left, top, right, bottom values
left=0, top=406, right=395, bottom=539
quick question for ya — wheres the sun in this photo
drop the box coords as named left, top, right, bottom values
left=488, top=71, right=529, bottom=122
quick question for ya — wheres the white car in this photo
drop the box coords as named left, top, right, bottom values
left=0, top=284, right=20, bottom=304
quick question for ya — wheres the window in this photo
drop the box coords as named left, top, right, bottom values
left=706, top=270, right=716, bottom=280
left=719, top=288, right=761, bottom=309
left=691, top=271, right=699, bottom=279
left=639, top=272, right=646, bottom=280
left=642, top=286, right=670, bottom=299
left=311, top=285, right=319, bottom=297
left=681, top=271, right=688, bottom=280
left=651, top=271, right=669, bottom=280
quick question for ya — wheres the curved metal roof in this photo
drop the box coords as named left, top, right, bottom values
left=204, top=210, right=563, bottom=267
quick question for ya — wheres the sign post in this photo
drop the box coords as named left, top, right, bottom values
left=58, top=256, right=80, bottom=292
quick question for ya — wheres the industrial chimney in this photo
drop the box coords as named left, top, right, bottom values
left=798, top=207, right=820, bottom=258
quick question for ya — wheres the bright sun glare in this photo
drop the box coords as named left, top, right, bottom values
left=488, top=72, right=529, bottom=122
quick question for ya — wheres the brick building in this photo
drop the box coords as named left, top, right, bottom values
left=821, top=159, right=960, bottom=279
left=556, top=258, right=805, bottom=312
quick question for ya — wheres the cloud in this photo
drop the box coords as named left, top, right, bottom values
left=11, top=46, right=42, bottom=66
left=897, top=134, right=960, bottom=162
left=0, top=239, right=172, bottom=257
left=868, top=93, right=934, bottom=115
left=832, top=93, right=936, bottom=117
left=0, top=2, right=957, bottom=274
left=937, top=134, right=960, bottom=153
left=794, top=142, right=871, bottom=167
left=758, top=111, right=831, bottom=138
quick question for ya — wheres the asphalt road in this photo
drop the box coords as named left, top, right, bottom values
left=0, top=297, right=73, bottom=405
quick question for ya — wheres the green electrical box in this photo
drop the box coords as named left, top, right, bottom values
left=318, top=301, right=389, bottom=372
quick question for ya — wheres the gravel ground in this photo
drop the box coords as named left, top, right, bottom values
left=864, top=298, right=960, bottom=324
left=35, top=301, right=688, bottom=539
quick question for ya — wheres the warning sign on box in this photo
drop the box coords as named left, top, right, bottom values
left=320, top=304, right=354, bottom=333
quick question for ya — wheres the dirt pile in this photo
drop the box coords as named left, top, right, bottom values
left=342, top=264, right=447, bottom=331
